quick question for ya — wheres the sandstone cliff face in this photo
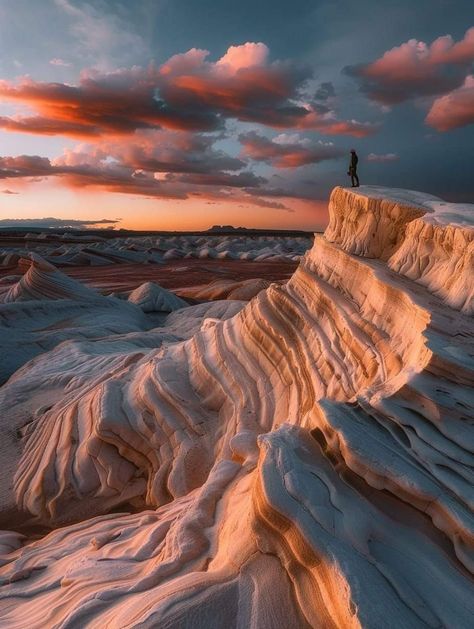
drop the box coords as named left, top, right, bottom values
left=0, top=186, right=473, bottom=628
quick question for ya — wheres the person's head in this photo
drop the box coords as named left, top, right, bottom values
left=350, top=149, right=356, bottom=153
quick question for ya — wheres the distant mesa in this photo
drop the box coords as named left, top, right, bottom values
left=207, top=224, right=249, bottom=232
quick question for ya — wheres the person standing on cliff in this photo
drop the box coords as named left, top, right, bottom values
left=348, top=149, right=360, bottom=187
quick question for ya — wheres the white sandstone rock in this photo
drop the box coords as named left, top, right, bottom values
left=0, top=187, right=472, bottom=628
left=128, top=281, right=187, bottom=312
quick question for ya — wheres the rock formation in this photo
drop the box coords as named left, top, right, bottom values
left=128, top=281, right=188, bottom=313
left=0, top=234, right=310, bottom=268
left=0, top=186, right=472, bottom=628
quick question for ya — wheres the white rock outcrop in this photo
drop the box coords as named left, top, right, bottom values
left=0, top=253, right=101, bottom=303
left=0, top=234, right=312, bottom=268
left=0, top=187, right=472, bottom=628
left=128, top=281, right=188, bottom=312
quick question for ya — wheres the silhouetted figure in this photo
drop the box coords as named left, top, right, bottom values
left=348, top=149, right=360, bottom=187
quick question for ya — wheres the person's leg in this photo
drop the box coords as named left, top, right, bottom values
left=351, top=173, right=356, bottom=186
left=354, top=172, right=360, bottom=187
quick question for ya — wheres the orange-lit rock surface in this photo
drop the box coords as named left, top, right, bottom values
left=0, top=186, right=473, bottom=628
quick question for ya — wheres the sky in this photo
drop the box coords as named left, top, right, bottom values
left=0, top=0, right=473, bottom=231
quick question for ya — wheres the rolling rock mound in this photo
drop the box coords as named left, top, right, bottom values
left=0, top=234, right=310, bottom=268
left=0, top=186, right=473, bottom=628
left=128, top=281, right=188, bottom=313
left=0, top=253, right=149, bottom=385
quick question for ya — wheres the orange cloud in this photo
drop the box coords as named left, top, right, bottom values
left=0, top=43, right=376, bottom=138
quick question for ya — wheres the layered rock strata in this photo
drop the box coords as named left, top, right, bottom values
left=0, top=186, right=472, bottom=628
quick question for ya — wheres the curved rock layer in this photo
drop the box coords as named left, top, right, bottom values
left=177, top=277, right=273, bottom=301
left=326, top=186, right=474, bottom=312
left=0, top=253, right=101, bottom=303
left=0, top=186, right=473, bottom=628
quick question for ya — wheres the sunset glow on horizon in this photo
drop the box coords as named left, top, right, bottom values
left=1, top=183, right=328, bottom=231
left=0, top=1, right=473, bottom=230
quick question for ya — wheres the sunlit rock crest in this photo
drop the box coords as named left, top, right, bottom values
left=0, top=186, right=472, bottom=628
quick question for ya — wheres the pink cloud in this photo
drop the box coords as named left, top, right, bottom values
left=425, top=75, right=474, bottom=131
left=428, top=28, right=474, bottom=64
left=347, top=27, right=474, bottom=104
left=216, top=42, right=269, bottom=73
